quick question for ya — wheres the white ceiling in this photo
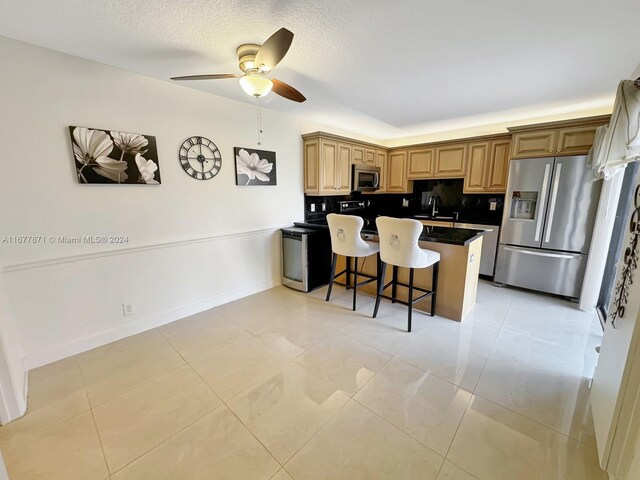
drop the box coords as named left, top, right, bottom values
left=1, top=0, right=639, bottom=141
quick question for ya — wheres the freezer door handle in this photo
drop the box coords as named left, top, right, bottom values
left=503, top=245, right=576, bottom=259
left=534, top=163, right=552, bottom=242
left=544, top=163, right=562, bottom=243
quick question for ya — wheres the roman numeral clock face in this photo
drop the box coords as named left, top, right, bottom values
left=179, top=136, right=222, bottom=180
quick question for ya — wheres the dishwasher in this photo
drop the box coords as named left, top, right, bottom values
left=454, top=222, right=500, bottom=277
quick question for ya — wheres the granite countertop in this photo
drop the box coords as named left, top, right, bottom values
left=293, top=220, right=484, bottom=246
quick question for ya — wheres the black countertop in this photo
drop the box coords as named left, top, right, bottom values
left=293, top=220, right=484, bottom=246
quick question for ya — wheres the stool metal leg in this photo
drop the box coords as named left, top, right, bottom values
left=407, top=268, right=414, bottom=332
left=391, top=265, right=398, bottom=303
left=352, top=257, right=358, bottom=311
left=431, top=261, right=439, bottom=317
left=326, top=253, right=337, bottom=302
left=373, top=262, right=387, bottom=318
left=345, top=256, right=351, bottom=290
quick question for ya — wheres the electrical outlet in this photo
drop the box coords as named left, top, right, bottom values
left=402, top=198, right=409, bottom=207
left=489, top=200, right=497, bottom=211
left=310, top=203, right=316, bottom=212
left=122, top=303, right=135, bottom=316
left=321, top=203, right=326, bottom=212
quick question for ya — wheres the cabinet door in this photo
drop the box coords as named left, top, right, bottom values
left=387, top=150, right=409, bottom=192
left=556, top=125, right=600, bottom=156
left=336, top=143, right=352, bottom=193
left=365, top=148, right=376, bottom=164
left=419, top=220, right=455, bottom=228
left=511, top=130, right=557, bottom=159
left=486, top=139, right=511, bottom=192
left=464, top=142, right=490, bottom=192
left=407, top=148, right=434, bottom=179
left=303, top=139, right=319, bottom=194
left=352, top=145, right=365, bottom=164
left=434, top=144, right=467, bottom=177
left=319, top=139, right=339, bottom=194
left=376, top=149, right=387, bottom=193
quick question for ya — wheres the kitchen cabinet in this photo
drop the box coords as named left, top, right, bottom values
left=419, top=220, right=455, bottom=228
left=376, top=149, right=388, bottom=193
left=511, top=130, right=556, bottom=159
left=486, top=139, right=511, bottom=192
left=352, top=145, right=365, bottom=164
left=463, top=138, right=511, bottom=193
left=434, top=143, right=467, bottom=178
left=509, top=115, right=610, bottom=159
left=304, top=137, right=352, bottom=195
left=464, top=142, right=490, bottom=192
left=407, top=148, right=434, bottom=179
left=387, top=150, right=411, bottom=193
left=556, top=125, right=600, bottom=156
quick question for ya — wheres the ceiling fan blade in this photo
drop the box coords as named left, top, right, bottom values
left=170, top=74, right=239, bottom=81
left=254, top=28, right=294, bottom=71
left=272, top=79, right=306, bottom=103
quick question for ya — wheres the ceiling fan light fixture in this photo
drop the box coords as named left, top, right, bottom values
left=239, top=74, right=273, bottom=98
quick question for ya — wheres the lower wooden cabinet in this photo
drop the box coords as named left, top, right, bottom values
left=434, top=144, right=467, bottom=177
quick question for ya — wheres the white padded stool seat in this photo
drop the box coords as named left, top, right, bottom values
left=373, top=216, right=441, bottom=332
left=327, top=214, right=380, bottom=258
left=376, top=217, right=440, bottom=268
left=325, top=214, right=381, bottom=311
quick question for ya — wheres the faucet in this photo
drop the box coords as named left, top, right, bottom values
left=429, top=196, right=440, bottom=217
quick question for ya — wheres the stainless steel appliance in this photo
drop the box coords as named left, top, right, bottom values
left=281, top=227, right=331, bottom=292
left=495, top=155, right=602, bottom=298
left=455, top=222, right=500, bottom=277
left=352, top=164, right=380, bottom=192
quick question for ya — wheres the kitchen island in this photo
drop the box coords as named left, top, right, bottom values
left=294, top=221, right=484, bottom=321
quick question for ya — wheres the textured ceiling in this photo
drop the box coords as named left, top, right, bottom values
left=1, top=0, right=639, bottom=140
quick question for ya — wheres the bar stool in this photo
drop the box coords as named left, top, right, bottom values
left=326, top=213, right=381, bottom=311
left=373, top=216, right=440, bottom=332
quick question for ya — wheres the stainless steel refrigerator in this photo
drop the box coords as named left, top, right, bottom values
left=495, top=155, right=602, bottom=298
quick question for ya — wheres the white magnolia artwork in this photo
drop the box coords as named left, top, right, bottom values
left=69, top=126, right=161, bottom=184
left=234, top=147, right=277, bottom=186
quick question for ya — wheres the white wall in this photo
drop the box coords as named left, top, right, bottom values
left=0, top=36, right=363, bottom=417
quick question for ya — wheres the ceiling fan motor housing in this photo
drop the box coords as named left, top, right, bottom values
left=237, top=44, right=261, bottom=73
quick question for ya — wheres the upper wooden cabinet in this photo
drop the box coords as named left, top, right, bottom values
left=511, top=130, right=556, bottom=159
left=509, top=115, right=610, bottom=159
left=387, top=150, right=411, bottom=193
left=376, top=149, right=388, bottom=193
left=556, top=125, right=600, bottom=156
left=352, top=145, right=365, bottom=164
left=434, top=143, right=467, bottom=177
left=463, top=138, right=511, bottom=193
left=464, top=142, right=490, bottom=192
left=486, top=139, right=511, bottom=192
left=407, top=148, right=434, bottom=179
left=304, top=137, right=352, bottom=195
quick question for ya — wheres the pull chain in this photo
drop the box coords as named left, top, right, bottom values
left=256, top=97, right=263, bottom=146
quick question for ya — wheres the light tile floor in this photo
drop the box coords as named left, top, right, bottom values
left=0, top=281, right=607, bottom=479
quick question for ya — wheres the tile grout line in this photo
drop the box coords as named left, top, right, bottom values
left=76, top=361, right=111, bottom=477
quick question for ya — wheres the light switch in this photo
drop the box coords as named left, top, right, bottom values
left=489, top=200, right=497, bottom=211
left=321, top=203, right=326, bottom=212
left=310, top=204, right=316, bottom=212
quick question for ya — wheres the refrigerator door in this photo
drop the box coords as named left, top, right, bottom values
left=500, top=157, right=555, bottom=248
left=494, top=245, right=588, bottom=298
left=541, top=155, right=603, bottom=253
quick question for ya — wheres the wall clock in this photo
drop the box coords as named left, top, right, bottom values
left=179, top=136, right=222, bottom=180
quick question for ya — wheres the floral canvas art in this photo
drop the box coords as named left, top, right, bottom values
left=234, top=147, right=277, bottom=186
left=69, top=126, right=161, bottom=184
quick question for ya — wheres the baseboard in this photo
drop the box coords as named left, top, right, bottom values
left=22, top=275, right=282, bottom=372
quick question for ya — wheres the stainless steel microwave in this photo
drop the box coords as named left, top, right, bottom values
left=352, top=164, right=381, bottom=192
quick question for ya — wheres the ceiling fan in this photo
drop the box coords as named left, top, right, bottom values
left=171, top=28, right=306, bottom=103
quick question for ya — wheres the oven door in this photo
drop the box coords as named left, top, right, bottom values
left=353, top=166, right=380, bottom=192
